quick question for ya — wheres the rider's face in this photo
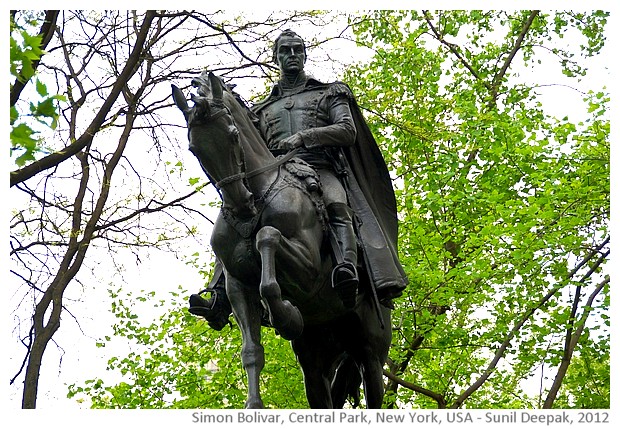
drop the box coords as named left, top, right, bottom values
left=276, top=35, right=305, bottom=75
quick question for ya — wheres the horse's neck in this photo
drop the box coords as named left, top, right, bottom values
left=239, top=125, right=275, bottom=167
left=229, top=102, right=278, bottom=196
left=242, top=138, right=279, bottom=198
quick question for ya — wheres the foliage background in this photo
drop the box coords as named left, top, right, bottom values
left=9, top=9, right=611, bottom=410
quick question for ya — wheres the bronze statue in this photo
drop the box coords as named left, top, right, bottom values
left=173, top=30, right=408, bottom=408
left=191, top=30, right=407, bottom=329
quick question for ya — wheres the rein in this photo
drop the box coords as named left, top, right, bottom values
left=216, top=147, right=301, bottom=187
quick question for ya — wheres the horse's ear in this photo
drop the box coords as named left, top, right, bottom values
left=208, top=72, right=224, bottom=104
left=171, top=84, right=190, bottom=119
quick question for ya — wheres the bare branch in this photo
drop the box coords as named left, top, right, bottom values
left=10, top=11, right=156, bottom=187
left=543, top=276, right=609, bottom=408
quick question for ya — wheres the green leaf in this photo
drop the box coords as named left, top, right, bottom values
left=10, top=106, right=19, bottom=125
left=11, top=123, right=36, bottom=147
left=35, top=97, right=58, bottom=118
left=35, top=78, right=48, bottom=97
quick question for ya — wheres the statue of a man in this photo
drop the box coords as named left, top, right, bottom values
left=189, top=30, right=407, bottom=330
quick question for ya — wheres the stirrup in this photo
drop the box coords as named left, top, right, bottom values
left=188, top=288, right=231, bottom=331
left=188, top=287, right=216, bottom=311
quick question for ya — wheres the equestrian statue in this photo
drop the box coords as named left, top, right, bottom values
left=172, top=29, right=408, bottom=408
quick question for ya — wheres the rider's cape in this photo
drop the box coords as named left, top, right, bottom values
left=336, top=82, right=409, bottom=297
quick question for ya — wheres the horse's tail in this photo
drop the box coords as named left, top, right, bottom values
left=331, top=354, right=362, bottom=408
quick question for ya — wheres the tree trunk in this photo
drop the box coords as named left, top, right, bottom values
left=21, top=289, right=62, bottom=408
left=20, top=104, right=138, bottom=407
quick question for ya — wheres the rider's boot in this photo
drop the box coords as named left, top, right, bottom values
left=327, top=203, right=359, bottom=308
left=188, top=260, right=232, bottom=331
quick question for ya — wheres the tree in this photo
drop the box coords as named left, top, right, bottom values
left=67, top=284, right=308, bottom=408
left=9, top=10, right=345, bottom=408
left=343, top=10, right=609, bottom=408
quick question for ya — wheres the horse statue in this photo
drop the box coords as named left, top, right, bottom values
left=172, top=71, right=391, bottom=408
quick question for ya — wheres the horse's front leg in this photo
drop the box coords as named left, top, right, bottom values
left=226, top=275, right=265, bottom=408
left=255, top=226, right=304, bottom=340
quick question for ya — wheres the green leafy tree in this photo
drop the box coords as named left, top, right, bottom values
left=10, top=11, right=65, bottom=166
left=68, top=278, right=307, bottom=408
left=343, top=10, right=609, bottom=408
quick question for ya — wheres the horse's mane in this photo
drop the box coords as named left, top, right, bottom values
left=188, top=72, right=259, bottom=135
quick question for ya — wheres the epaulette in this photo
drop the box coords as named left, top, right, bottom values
left=329, top=82, right=354, bottom=100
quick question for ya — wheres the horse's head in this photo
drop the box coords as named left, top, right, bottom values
left=172, top=72, right=256, bottom=218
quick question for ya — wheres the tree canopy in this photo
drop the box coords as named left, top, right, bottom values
left=10, top=10, right=610, bottom=410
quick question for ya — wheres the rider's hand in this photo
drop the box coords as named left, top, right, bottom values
left=276, top=134, right=304, bottom=151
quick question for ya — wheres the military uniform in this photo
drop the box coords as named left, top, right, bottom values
left=253, top=75, right=408, bottom=303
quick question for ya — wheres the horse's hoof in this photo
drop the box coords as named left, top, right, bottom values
left=275, top=301, right=304, bottom=340
left=245, top=399, right=264, bottom=409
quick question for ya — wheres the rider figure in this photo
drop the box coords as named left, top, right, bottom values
left=253, top=29, right=359, bottom=307
left=190, top=30, right=408, bottom=330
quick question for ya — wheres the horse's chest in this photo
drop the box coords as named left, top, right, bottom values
left=211, top=218, right=259, bottom=269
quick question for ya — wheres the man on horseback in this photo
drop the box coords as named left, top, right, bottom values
left=190, top=30, right=407, bottom=330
